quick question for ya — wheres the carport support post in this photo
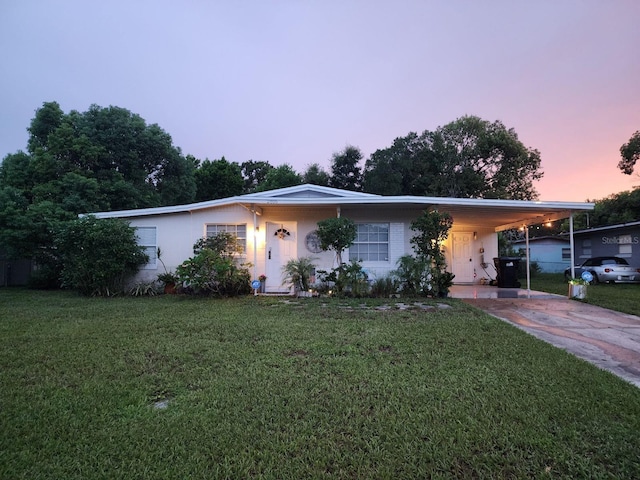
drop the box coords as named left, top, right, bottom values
left=525, top=223, right=531, bottom=298
left=569, top=212, right=575, bottom=279
left=253, top=205, right=258, bottom=292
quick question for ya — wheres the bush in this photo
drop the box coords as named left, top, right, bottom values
left=393, top=255, right=430, bottom=295
left=55, top=216, right=148, bottom=296
left=318, top=260, right=369, bottom=297
left=176, top=234, right=251, bottom=296
left=370, top=276, right=398, bottom=297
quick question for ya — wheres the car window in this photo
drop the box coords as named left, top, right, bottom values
left=602, top=259, right=616, bottom=265
left=583, top=260, right=593, bottom=266
left=614, top=258, right=629, bottom=265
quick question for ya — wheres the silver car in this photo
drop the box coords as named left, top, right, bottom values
left=564, top=256, right=640, bottom=284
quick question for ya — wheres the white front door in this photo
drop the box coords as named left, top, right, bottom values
left=265, top=222, right=297, bottom=292
left=452, top=232, right=474, bottom=283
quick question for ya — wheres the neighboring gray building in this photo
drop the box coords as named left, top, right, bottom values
left=571, top=221, right=640, bottom=266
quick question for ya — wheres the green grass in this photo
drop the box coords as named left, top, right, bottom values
left=2, top=289, right=640, bottom=478
left=529, top=273, right=640, bottom=317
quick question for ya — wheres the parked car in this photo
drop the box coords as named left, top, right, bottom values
left=564, top=256, right=640, bottom=284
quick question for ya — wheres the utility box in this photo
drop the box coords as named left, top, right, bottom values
left=493, top=257, right=521, bottom=288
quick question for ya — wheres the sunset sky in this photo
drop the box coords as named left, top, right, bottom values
left=2, top=1, right=638, bottom=202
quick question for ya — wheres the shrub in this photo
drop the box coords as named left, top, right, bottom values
left=55, top=216, right=148, bottom=296
left=393, top=255, right=430, bottom=295
left=370, top=276, right=398, bottom=297
left=318, top=260, right=369, bottom=297
left=176, top=233, right=251, bottom=296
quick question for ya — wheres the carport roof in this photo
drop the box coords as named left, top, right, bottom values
left=88, top=184, right=594, bottom=232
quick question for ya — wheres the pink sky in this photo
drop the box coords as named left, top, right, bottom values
left=1, top=1, right=638, bottom=202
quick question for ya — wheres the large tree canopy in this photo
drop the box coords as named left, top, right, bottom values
left=4, top=101, right=197, bottom=210
left=302, top=163, right=330, bottom=186
left=194, top=157, right=243, bottom=201
left=363, top=116, right=543, bottom=200
left=618, top=131, right=640, bottom=175
left=329, top=145, right=363, bottom=191
left=256, top=164, right=302, bottom=191
left=0, top=101, right=197, bottom=286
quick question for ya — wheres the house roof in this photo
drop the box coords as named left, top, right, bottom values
left=87, top=184, right=594, bottom=232
left=571, top=220, right=640, bottom=235
left=512, top=236, right=570, bottom=245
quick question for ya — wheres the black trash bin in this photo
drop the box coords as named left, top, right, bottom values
left=493, top=257, right=521, bottom=288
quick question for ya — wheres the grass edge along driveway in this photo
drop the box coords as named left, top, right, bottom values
left=1, top=289, right=639, bottom=479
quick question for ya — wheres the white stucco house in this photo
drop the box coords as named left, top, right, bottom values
left=89, top=184, right=594, bottom=292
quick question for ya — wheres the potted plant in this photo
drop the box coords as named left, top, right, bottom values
left=282, top=257, right=316, bottom=297
left=568, top=277, right=589, bottom=300
left=258, top=274, right=267, bottom=293
left=156, top=247, right=179, bottom=294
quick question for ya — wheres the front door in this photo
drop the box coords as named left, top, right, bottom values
left=452, top=232, right=474, bottom=283
left=265, top=222, right=297, bottom=292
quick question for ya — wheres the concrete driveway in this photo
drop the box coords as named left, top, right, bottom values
left=463, top=296, right=640, bottom=388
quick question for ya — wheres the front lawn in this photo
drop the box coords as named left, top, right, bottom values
left=1, top=289, right=640, bottom=478
left=529, top=273, right=640, bottom=317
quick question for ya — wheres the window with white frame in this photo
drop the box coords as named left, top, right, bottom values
left=136, top=227, right=157, bottom=269
left=581, top=239, right=591, bottom=257
left=349, top=223, right=389, bottom=262
left=206, top=224, right=247, bottom=253
left=619, top=236, right=633, bottom=257
left=562, top=248, right=571, bottom=260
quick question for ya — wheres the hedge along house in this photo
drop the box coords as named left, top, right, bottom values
left=88, top=184, right=594, bottom=293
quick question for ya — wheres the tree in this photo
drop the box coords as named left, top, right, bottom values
left=363, top=116, right=543, bottom=200
left=194, top=157, right=243, bottom=201
left=0, top=101, right=197, bottom=289
left=362, top=133, right=426, bottom=195
left=256, top=164, right=302, bottom=191
left=55, top=216, right=148, bottom=296
left=329, top=145, right=363, bottom=191
left=618, top=131, right=640, bottom=175
left=410, top=209, right=455, bottom=297
left=241, top=160, right=273, bottom=193
left=316, top=216, right=357, bottom=264
left=590, top=188, right=640, bottom=226
left=302, top=163, right=330, bottom=186
left=21, top=102, right=196, bottom=210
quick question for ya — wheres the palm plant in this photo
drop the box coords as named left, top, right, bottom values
left=282, top=257, right=316, bottom=292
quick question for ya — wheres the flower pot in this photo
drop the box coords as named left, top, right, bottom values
left=164, top=283, right=177, bottom=295
left=568, top=284, right=587, bottom=300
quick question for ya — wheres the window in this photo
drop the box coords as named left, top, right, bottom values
left=582, top=239, right=591, bottom=257
left=619, top=244, right=633, bottom=256
left=136, top=227, right=157, bottom=269
left=206, top=224, right=247, bottom=253
left=349, top=223, right=389, bottom=262
left=562, top=248, right=571, bottom=260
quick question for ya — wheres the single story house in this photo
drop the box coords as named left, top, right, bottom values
left=511, top=236, right=571, bottom=273
left=89, top=184, right=594, bottom=292
left=571, top=221, right=640, bottom=267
